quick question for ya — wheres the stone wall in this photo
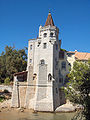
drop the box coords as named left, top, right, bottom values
left=11, top=81, right=27, bottom=108
left=19, top=82, right=27, bottom=108
left=25, top=65, right=36, bottom=109
left=59, top=88, right=66, bottom=105
left=0, top=85, right=13, bottom=92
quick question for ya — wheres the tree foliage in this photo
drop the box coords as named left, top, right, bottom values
left=0, top=46, right=27, bottom=84
left=64, top=60, right=90, bottom=120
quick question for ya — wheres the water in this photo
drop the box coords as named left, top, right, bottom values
left=0, top=111, right=75, bottom=120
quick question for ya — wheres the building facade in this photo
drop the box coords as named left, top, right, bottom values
left=67, top=50, right=90, bottom=69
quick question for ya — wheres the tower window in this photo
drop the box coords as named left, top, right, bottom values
left=43, top=43, right=47, bottom=49
left=59, top=51, right=64, bottom=59
left=40, top=59, right=45, bottom=64
left=50, top=32, right=53, bottom=37
left=56, top=44, right=58, bottom=50
left=56, top=88, right=58, bottom=93
left=30, top=59, right=32, bottom=63
left=43, top=33, right=47, bottom=37
left=59, top=69, right=61, bottom=76
left=30, top=45, right=32, bottom=50
left=61, top=61, right=66, bottom=69
left=68, top=63, right=71, bottom=66
left=59, top=78, right=63, bottom=83
left=48, top=73, right=52, bottom=81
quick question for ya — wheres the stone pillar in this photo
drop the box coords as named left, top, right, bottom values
left=11, top=76, right=20, bottom=107
left=25, top=65, right=34, bottom=109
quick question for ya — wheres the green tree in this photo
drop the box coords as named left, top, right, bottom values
left=0, top=46, right=27, bottom=84
left=64, top=60, right=90, bottom=120
left=4, top=77, right=10, bottom=85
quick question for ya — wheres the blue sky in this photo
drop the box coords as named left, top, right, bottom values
left=0, top=0, right=90, bottom=54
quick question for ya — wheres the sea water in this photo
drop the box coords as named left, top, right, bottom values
left=0, top=111, right=75, bottom=120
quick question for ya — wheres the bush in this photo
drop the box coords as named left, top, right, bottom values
left=3, top=89, right=9, bottom=93
left=4, top=77, right=10, bottom=85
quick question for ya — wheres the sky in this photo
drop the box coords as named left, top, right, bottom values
left=0, top=0, right=90, bottom=54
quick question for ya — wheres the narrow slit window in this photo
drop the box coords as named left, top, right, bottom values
left=30, top=59, right=32, bottom=63
left=61, top=61, right=66, bottom=69
left=30, top=45, right=32, bottom=50
left=50, top=32, right=53, bottom=37
left=43, top=43, right=47, bottom=49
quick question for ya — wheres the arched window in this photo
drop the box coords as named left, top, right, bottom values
left=48, top=73, right=52, bottom=81
left=40, top=59, right=45, bottom=64
left=43, top=33, right=47, bottom=37
left=59, top=77, right=63, bottom=83
left=33, top=73, right=37, bottom=80
left=50, top=32, right=53, bottom=37
left=61, top=61, right=66, bottom=69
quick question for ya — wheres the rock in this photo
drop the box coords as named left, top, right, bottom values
left=17, top=108, right=24, bottom=112
left=20, top=109, right=24, bottom=112
left=55, top=103, right=76, bottom=112
left=75, top=104, right=84, bottom=110
left=33, top=110, right=38, bottom=113
left=0, top=99, right=11, bottom=109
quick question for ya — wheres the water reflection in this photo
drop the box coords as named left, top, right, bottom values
left=0, top=111, right=75, bottom=120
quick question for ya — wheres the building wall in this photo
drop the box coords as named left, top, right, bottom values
left=66, top=53, right=75, bottom=69
left=59, top=51, right=70, bottom=85
left=11, top=76, right=27, bottom=108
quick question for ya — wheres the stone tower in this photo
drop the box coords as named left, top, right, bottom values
left=11, top=12, right=62, bottom=111
left=26, top=12, right=61, bottom=111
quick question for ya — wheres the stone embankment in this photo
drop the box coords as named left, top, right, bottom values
left=0, top=99, right=83, bottom=113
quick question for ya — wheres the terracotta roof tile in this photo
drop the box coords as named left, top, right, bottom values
left=75, top=52, right=90, bottom=60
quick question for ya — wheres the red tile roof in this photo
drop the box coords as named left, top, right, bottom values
left=45, top=12, right=54, bottom=26
left=14, top=71, right=28, bottom=76
left=75, top=52, right=90, bottom=60
left=67, top=51, right=90, bottom=60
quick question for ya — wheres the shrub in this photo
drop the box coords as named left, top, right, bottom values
left=3, top=89, right=9, bottom=93
left=4, top=77, right=10, bottom=85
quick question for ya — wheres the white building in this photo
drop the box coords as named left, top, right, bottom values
left=67, top=50, right=90, bottom=69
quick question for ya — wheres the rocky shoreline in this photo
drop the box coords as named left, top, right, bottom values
left=0, top=99, right=83, bottom=113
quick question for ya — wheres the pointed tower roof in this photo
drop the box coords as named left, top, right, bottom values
left=45, top=12, right=54, bottom=26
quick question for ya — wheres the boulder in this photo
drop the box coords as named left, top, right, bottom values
left=55, top=103, right=76, bottom=112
